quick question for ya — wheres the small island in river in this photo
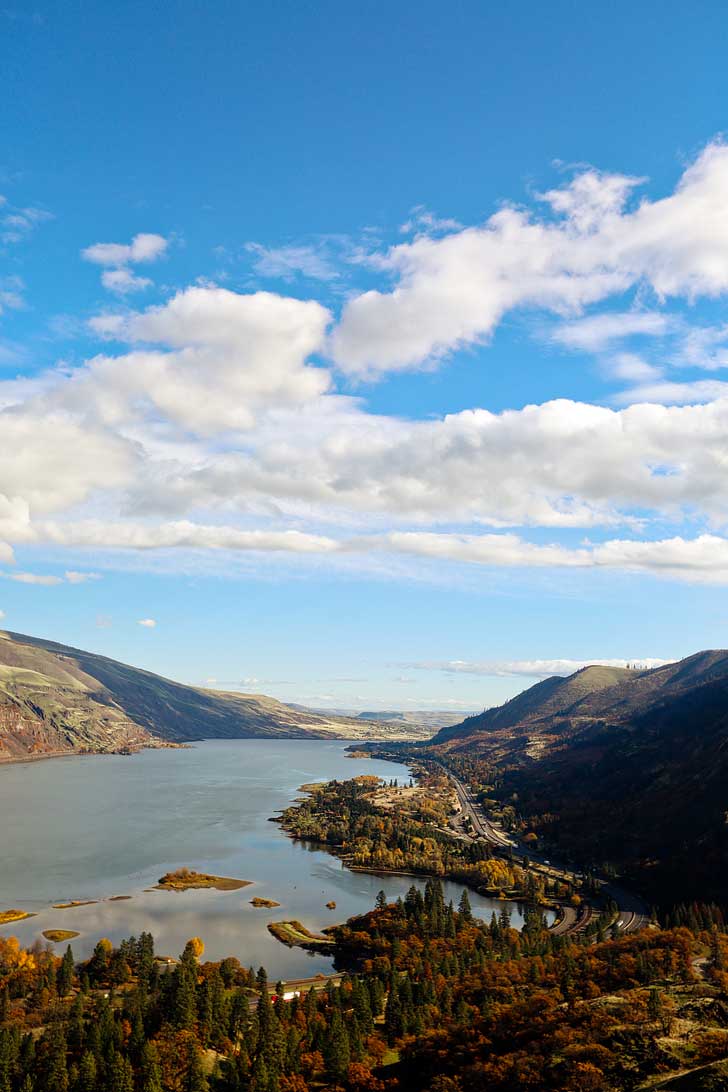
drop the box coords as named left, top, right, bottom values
left=0, top=910, right=35, bottom=925
left=42, top=929, right=80, bottom=942
left=267, top=920, right=334, bottom=951
left=52, top=901, right=97, bottom=910
left=155, top=867, right=251, bottom=892
left=250, top=896, right=280, bottom=908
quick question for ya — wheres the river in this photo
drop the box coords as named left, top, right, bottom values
left=0, top=739, right=535, bottom=977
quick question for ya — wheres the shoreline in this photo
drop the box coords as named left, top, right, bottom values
left=0, top=749, right=82, bottom=766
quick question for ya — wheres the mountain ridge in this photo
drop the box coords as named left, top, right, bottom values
left=0, top=630, right=432, bottom=761
left=429, top=650, right=728, bottom=903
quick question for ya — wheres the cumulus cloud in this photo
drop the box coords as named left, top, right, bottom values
left=100, top=268, right=152, bottom=295
left=331, top=142, right=728, bottom=376
left=137, top=618, right=157, bottom=628
left=82, top=232, right=168, bottom=295
left=5, top=143, right=728, bottom=589
left=81, top=286, right=332, bottom=434
left=82, top=233, right=168, bottom=267
left=161, top=395, right=728, bottom=529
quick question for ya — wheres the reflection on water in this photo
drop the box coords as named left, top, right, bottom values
left=0, top=740, right=545, bottom=978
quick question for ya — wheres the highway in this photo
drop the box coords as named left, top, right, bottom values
left=432, top=760, right=512, bottom=847
left=431, top=761, right=650, bottom=937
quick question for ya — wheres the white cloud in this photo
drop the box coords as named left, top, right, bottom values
left=613, top=379, right=728, bottom=406
left=164, top=395, right=728, bottom=529
left=137, top=618, right=157, bottom=628
left=2, top=571, right=63, bottom=585
left=0, top=569, right=99, bottom=586
left=407, top=657, right=670, bottom=678
left=331, top=142, right=728, bottom=376
left=64, top=571, right=101, bottom=584
left=100, top=268, right=152, bottom=295
left=604, top=352, right=663, bottom=382
left=5, top=144, right=728, bottom=589
left=82, top=233, right=168, bottom=267
left=81, top=286, right=332, bottom=434
left=2, top=204, right=53, bottom=245
left=679, top=324, right=728, bottom=370
left=35, top=521, right=338, bottom=554
left=0, top=276, right=26, bottom=315
left=245, top=242, right=340, bottom=282
left=82, top=233, right=168, bottom=295
left=376, top=530, right=728, bottom=584
left=399, top=206, right=463, bottom=235
left=552, top=310, right=672, bottom=352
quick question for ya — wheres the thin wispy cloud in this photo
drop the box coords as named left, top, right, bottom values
left=405, top=657, right=670, bottom=679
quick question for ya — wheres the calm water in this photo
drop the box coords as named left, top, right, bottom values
left=0, top=740, right=534, bottom=977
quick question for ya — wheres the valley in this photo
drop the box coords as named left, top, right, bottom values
left=3, top=648, right=728, bottom=1091
left=0, top=631, right=434, bottom=762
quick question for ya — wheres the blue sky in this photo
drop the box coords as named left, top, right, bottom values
left=3, top=0, right=728, bottom=712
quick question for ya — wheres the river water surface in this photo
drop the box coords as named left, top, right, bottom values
left=0, top=740, right=532, bottom=977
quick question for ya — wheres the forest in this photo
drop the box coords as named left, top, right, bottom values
left=3, top=884, right=728, bottom=1090
left=276, top=774, right=576, bottom=909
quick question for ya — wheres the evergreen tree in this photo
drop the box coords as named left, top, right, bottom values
left=107, top=1052, right=134, bottom=1092
left=458, top=889, right=473, bottom=923
left=384, top=978, right=402, bottom=1045
left=139, top=1042, right=163, bottom=1092
left=76, top=1051, right=97, bottom=1092
left=324, top=1010, right=350, bottom=1085
left=57, top=945, right=75, bottom=997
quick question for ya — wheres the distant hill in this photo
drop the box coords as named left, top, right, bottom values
left=431, top=652, right=728, bottom=904
left=435, top=664, right=634, bottom=748
left=288, top=705, right=476, bottom=730
left=0, top=631, right=433, bottom=762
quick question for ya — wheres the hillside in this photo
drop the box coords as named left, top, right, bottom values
left=432, top=652, right=728, bottom=904
left=0, top=631, right=432, bottom=761
left=435, top=663, right=635, bottom=746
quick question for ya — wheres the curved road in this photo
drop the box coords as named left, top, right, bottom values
left=432, top=761, right=650, bottom=936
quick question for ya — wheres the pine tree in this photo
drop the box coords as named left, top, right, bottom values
left=107, top=1052, right=134, bottom=1092
left=76, top=1051, right=97, bottom=1092
left=174, top=963, right=198, bottom=1030
left=57, top=945, right=75, bottom=997
left=458, top=889, right=473, bottom=922
left=139, top=1042, right=163, bottom=1092
left=384, top=977, right=402, bottom=1045
left=324, top=1010, right=350, bottom=1085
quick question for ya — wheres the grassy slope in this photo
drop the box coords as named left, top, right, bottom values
left=0, top=630, right=433, bottom=759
